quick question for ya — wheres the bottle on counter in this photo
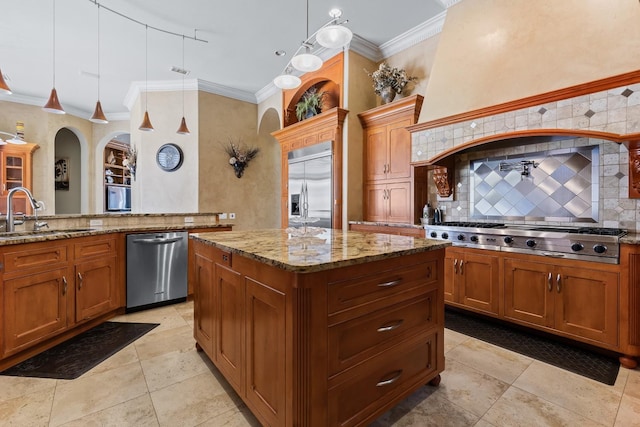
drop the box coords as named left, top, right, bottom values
left=422, top=202, right=434, bottom=225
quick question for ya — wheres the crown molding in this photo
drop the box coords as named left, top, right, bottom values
left=379, top=10, right=448, bottom=59
left=0, top=92, right=118, bottom=122
left=349, top=34, right=383, bottom=62
left=123, top=79, right=202, bottom=110
left=197, top=80, right=257, bottom=104
left=436, top=0, right=462, bottom=8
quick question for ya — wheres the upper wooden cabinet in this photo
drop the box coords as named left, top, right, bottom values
left=0, top=142, right=39, bottom=215
left=358, top=95, right=424, bottom=224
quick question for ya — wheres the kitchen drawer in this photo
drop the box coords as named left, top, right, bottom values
left=2, top=243, right=68, bottom=274
left=328, top=290, right=437, bottom=375
left=328, top=331, right=439, bottom=427
left=328, top=261, right=437, bottom=317
left=214, top=248, right=232, bottom=267
left=73, top=236, right=116, bottom=260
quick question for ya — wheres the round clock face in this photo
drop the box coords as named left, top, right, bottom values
left=156, top=143, right=184, bottom=171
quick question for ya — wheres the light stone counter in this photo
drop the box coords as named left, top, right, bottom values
left=190, top=227, right=450, bottom=273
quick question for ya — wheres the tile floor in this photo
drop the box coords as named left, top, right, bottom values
left=0, top=301, right=639, bottom=426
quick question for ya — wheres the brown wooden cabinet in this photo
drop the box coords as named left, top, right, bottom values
left=0, top=233, right=122, bottom=369
left=191, top=238, right=444, bottom=426
left=359, top=95, right=424, bottom=225
left=445, top=247, right=500, bottom=316
left=504, top=256, right=619, bottom=346
left=0, top=143, right=39, bottom=215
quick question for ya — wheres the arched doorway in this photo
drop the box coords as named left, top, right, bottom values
left=54, top=128, right=81, bottom=214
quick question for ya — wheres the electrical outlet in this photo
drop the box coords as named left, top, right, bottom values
left=89, top=219, right=103, bottom=227
left=184, top=216, right=194, bottom=223
left=219, top=213, right=228, bottom=220
left=229, top=213, right=236, bottom=219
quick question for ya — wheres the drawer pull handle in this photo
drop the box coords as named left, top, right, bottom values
left=459, top=259, right=464, bottom=274
left=222, top=254, right=229, bottom=262
left=556, top=274, right=561, bottom=293
left=377, top=279, right=401, bottom=288
left=377, top=319, right=404, bottom=332
left=62, top=276, right=68, bottom=295
left=547, top=272, right=552, bottom=291
left=453, top=259, right=457, bottom=274
left=377, top=370, right=403, bottom=387
left=77, top=272, right=83, bottom=289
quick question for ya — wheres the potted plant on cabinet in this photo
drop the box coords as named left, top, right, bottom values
left=295, top=87, right=325, bottom=121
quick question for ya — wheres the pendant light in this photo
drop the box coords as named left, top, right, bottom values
left=316, top=9, right=353, bottom=49
left=90, top=4, right=108, bottom=124
left=0, top=69, right=11, bottom=95
left=43, top=0, right=65, bottom=114
left=291, top=0, right=322, bottom=73
left=176, top=35, right=190, bottom=135
left=273, top=66, right=302, bottom=90
left=138, top=24, right=154, bottom=131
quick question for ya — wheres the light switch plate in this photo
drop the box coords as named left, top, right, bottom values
left=229, top=213, right=236, bottom=219
left=89, top=219, right=103, bottom=227
left=184, top=216, right=194, bottom=223
left=219, top=213, right=228, bottom=220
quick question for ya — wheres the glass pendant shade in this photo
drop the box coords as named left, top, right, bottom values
left=291, top=53, right=323, bottom=72
left=316, top=25, right=353, bottom=48
left=90, top=100, right=108, bottom=123
left=273, top=73, right=302, bottom=89
left=176, top=116, right=190, bottom=135
left=0, top=69, right=12, bottom=95
left=43, top=88, right=65, bottom=114
left=138, top=110, right=154, bottom=131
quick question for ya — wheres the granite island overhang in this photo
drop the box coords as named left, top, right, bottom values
left=189, top=228, right=450, bottom=426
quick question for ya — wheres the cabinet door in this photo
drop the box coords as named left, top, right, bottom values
left=459, top=252, right=500, bottom=315
left=2, top=152, right=25, bottom=195
left=194, top=251, right=215, bottom=358
left=443, top=248, right=460, bottom=303
left=365, top=127, right=388, bottom=181
left=504, top=258, right=554, bottom=328
left=386, top=182, right=412, bottom=223
left=555, top=267, right=619, bottom=346
left=364, top=183, right=387, bottom=222
left=387, top=119, right=412, bottom=180
left=245, top=277, right=286, bottom=427
left=215, top=263, right=245, bottom=394
left=75, top=256, right=117, bottom=323
left=3, top=268, right=70, bottom=356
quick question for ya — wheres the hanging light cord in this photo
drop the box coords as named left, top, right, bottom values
left=145, top=24, right=148, bottom=110
left=182, top=35, right=185, bottom=116
left=87, top=0, right=208, bottom=44
left=52, top=0, right=56, bottom=87
left=96, top=4, right=101, bottom=100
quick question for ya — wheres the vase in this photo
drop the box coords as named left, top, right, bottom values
left=380, top=86, right=396, bottom=104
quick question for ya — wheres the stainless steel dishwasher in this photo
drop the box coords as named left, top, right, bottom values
left=126, top=231, right=188, bottom=311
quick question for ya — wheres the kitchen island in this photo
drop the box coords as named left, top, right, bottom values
left=190, top=228, right=449, bottom=427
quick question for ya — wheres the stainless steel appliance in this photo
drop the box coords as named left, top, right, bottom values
left=425, top=222, right=626, bottom=264
left=288, top=141, right=332, bottom=228
left=126, top=231, right=188, bottom=311
left=106, top=185, right=131, bottom=211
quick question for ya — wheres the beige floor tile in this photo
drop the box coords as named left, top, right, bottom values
left=0, top=375, right=57, bottom=403
left=473, top=420, right=498, bottom=427
left=82, top=343, right=140, bottom=378
left=431, top=359, right=509, bottom=417
left=141, top=347, right=212, bottom=392
left=49, top=361, right=148, bottom=426
left=624, top=368, right=640, bottom=400
left=444, top=328, right=471, bottom=353
left=0, top=386, right=55, bottom=427
left=445, top=338, right=533, bottom=384
left=112, top=305, right=189, bottom=336
left=513, top=361, right=622, bottom=426
left=134, top=324, right=196, bottom=361
left=150, top=372, right=242, bottom=426
left=58, top=394, right=159, bottom=427
left=197, top=405, right=261, bottom=427
left=614, top=393, right=640, bottom=427
left=372, top=387, right=479, bottom=426
left=481, top=386, right=604, bottom=427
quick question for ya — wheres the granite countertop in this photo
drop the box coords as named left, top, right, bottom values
left=190, top=228, right=450, bottom=273
left=621, top=233, right=640, bottom=245
left=0, top=223, right=230, bottom=246
left=348, top=221, right=424, bottom=229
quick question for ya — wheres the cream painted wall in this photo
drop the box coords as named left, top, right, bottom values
left=129, top=89, right=198, bottom=213
left=198, top=91, right=280, bottom=230
left=345, top=51, right=377, bottom=223
left=421, top=0, right=640, bottom=122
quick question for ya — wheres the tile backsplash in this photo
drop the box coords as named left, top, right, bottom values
left=412, top=82, right=640, bottom=231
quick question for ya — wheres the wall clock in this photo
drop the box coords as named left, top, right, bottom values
left=156, top=143, right=184, bottom=171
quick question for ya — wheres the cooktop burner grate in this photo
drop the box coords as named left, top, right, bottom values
left=438, top=222, right=505, bottom=228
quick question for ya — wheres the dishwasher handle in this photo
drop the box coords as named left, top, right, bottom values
left=131, top=236, right=183, bottom=245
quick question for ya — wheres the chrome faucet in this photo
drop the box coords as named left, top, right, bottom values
left=6, top=187, right=43, bottom=232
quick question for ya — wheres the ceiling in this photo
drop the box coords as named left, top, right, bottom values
left=0, top=0, right=453, bottom=120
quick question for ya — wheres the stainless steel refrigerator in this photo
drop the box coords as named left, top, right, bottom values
left=288, top=141, right=332, bottom=228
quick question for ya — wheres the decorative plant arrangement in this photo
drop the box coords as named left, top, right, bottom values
left=224, top=139, right=260, bottom=178
left=365, top=62, right=417, bottom=104
left=295, top=87, right=326, bottom=121
left=122, top=145, right=138, bottom=180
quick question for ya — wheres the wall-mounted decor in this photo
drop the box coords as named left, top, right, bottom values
left=223, top=139, right=259, bottom=178
left=156, top=143, right=182, bottom=172
left=54, top=157, right=69, bottom=190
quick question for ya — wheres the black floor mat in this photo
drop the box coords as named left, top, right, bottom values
left=445, top=309, right=620, bottom=385
left=0, top=321, right=158, bottom=380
